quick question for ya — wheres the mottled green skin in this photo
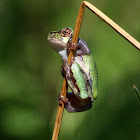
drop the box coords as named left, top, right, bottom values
left=82, top=54, right=98, bottom=99
left=70, top=54, right=98, bottom=100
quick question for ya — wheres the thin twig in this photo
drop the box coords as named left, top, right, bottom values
left=52, top=1, right=140, bottom=140
left=51, top=79, right=67, bottom=140
left=51, top=3, right=85, bottom=140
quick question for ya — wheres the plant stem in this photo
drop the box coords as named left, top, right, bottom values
left=83, top=1, right=140, bottom=50
left=51, top=3, right=85, bottom=140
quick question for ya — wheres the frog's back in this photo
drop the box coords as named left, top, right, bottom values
left=82, top=54, right=98, bottom=99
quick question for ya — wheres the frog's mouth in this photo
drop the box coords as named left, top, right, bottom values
left=48, top=38, right=67, bottom=52
left=48, top=32, right=69, bottom=52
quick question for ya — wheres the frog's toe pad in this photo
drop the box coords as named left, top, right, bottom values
left=58, top=94, right=68, bottom=105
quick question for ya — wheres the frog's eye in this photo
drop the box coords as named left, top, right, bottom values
left=61, top=28, right=72, bottom=37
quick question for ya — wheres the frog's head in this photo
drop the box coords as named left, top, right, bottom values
left=48, top=27, right=73, bottom=52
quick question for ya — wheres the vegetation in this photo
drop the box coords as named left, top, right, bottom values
left=0, top=0, right=139, bottom=140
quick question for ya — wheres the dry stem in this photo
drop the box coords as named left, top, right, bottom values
left=83, top=1, right=140, bottom=50
left=52, top=1, right=140, bottom=140
left=51, top=3, right=85, bottom=140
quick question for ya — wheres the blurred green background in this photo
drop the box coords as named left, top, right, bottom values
left=0, top=0, right=140, bottom=140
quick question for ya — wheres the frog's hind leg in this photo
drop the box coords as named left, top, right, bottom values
left=70, top=62, right=89, bottom=99
left=64, top=92, right=92, bottom=113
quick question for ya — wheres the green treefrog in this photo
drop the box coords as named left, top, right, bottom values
left=48, top=27, right=98, bottom=113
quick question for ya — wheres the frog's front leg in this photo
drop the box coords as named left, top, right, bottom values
left=67, top=38, right=91, bottom=56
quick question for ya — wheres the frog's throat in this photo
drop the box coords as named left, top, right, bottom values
left=59, top=50, right=68, bottom=61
